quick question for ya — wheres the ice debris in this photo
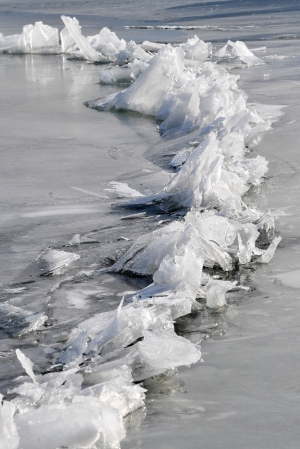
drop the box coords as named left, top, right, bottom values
left=0, top=22, right=60, bottom=54
left=1, top=23, right=284, bottom=449
left=36, top=248, right=80, bottom=275
left=87, top=43, right=270, bottom=137
left=216, top=40, right=264, bottom=66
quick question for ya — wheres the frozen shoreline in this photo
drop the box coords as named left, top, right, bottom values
left=0, top=2, right=300, bottom=444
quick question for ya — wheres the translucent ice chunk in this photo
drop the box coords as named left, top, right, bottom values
left=0, top=34, right=22, bottom=53
left=61, top=16, right=103, bottom=62
left=36, top=248, right=80, bottom=275
left=104, top=181, right=144, bottom=198
left=0, top=303, right=47, bottom=336
left=216, top=40, right=264, bottom=66
left=256, top=236, right=282, bottom=264
left=83, top=373, right=146, bottom=417
left=236, top=224, right=260, bottom=264
left=22, top=22, right=60, bottom=54
left=164, top=133, right=223, bottom=209
left=87, top=27, right=126, bottom=61
left=90, top=45, right=185, bottom=116
left=118, top=40, right=152, bottom=64
left=169, top=147, right=193, bottom=169
left=0, top=22, right=59, bottom=54
left=141, top=41, right=165, bottom=52
left=180, top=35, right=212, bottom=62
left=206, top=279, right=236, bottom=308
left=228, top=156, right=268, bottom=186
left=99, top=66, right=135, bottom=84
left=0, top=395, right=19, bottom=449
left=59, top=330, right=88, bottom=366
left=16, top=349, right=37, bottom=384
left=137, top=330, right=201, bottom=370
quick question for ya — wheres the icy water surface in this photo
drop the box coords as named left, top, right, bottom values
left=1, top=1, right=300, bottom=448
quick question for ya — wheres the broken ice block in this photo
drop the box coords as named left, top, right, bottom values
left=137, top=330, right=201, bottom=370
left=216, top=40, right=264, bottom=66
left=0, top=395, right=19, bottom=449
left=22, top=22, right=60, bottom=54
left=61, top=16, right=104, bottom=61
left=0, top=22, right=59, bottom=54
left=36, top=248, right=80, bottom=275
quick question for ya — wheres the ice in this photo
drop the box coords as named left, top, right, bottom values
left=99, top=60, right=149, bottom=84
left=0, top=303, right=47, bottom=336
left=15, top=398, right=124, bottom=449
left=36, top=248, right=80, bottom=275
left=105, top=181, right=144, bottom=197
left=118, top=40, right=152, bottom=64
left=255, top=236, right=282, bottom=264
left=84, top=297, right=174, bottom=357
left=9, top=351, right=139, bottom=448
left=206, top=279, right=237, bottom=308
left=216, top=40, right=264, bottom=66
left=228, top=155, right=269, bottom=186
left=99, top=66, right=135, bottom=84
left=169, top=147, right=193, bottom=169
left=141, top=41, right=165, bottom=52
left=15, top=349, right=37, bottom=385
left=87, top=27, right=126, bottom=62
left=180, top=36, right=212, bottom=62
left=82, top=373, right=146, bottom=417
left=59, top=330, right=88, bottom=365
left=275, top=270, right=300, bottom=289
left=88, top=42, right=266, bottom=137
left=22, top=22, right=60, bottom=54
left=137, top=330, right=201, bottom=370
left=0, top=10, right=286, bottom=448
left=87, top=45, right=185, bottom=117
left=111, top=211, right=234, bottom=276
left=0, top=395, right=19, bottom=449
left=0, top=22, right=59, bottom=54
left=61, top=16, right=105, bottom=62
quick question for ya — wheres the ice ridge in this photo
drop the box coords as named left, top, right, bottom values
left=0, top=17, right=284, bottom=449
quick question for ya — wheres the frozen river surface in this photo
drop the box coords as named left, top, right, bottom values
left=1, top=1, right=300, bottom=448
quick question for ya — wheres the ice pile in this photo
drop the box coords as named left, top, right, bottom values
left=36, top=248, right=80, bottom=275
left=0, top=16, right=152, bottom=65
left=0, top=21, right=283, bottom=449
left=87, top=42, right=265, bottom=136
left=0, top=22, right=60, bottom=54
left=60, top=15, right=150, bottom=64
left=216, top=40, right=264, bottom=66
